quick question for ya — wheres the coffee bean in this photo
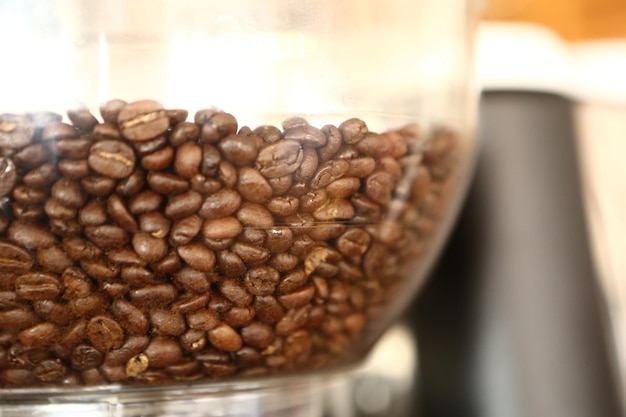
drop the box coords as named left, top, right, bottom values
left=172, top=293, right=209, bottom=314
left=283, top=125, right=326, bottom=148
left=141, top=145, right=174, bottom=171
left=310, top=160, right=349, bottom=190
left=0, top=157, right=17, bottom=198
left=118, top=100, right=169, bottom=141
left=264, top=227, right=294, bottom=254
left=0, top=308, right=39, bottom=332
left=57, top=159, right=90, bottom=179
left=33, top=358, right=67, bottom=382
left=143, top=336, right=183, bottom=368
left=326, top=177, right=361, bottom=199
left=198, top=190, right=240, bottom=220
left=172, top=267, right=210, bottom=294
left=237, top=203, right=274, bottom=228
left=22, top=162, right=58, bottom=188
left=201, top=216, right=242, bottom=240
left=18, top=322, right=59, bottom=346
left=102, top=282, right=130, bottom=298
left=253, top=125, right=282, bottom=143
left=102, top=336, right=149, bottom=368
left=174, top=143, right=202, bottom=179
left=164, top=190, right=202, bottom=220
left=278, top=269, right=308, bottom=294
left=365, top=171, right=395, bottom=204
left=216, top=251, right=246, bottom=277
left=313, top=199, right=354, bottom=221
left=238, top=228, right=266, bottom=246
left=85, top=225, right=129, bottom=250
left=168, top=215, right=201, bottom=246
left=231, top=242, right=269, bottom=266
left=100, top=99, right=127, bottom=125
left=112, top=299, right=150, bottom=335
left=107, top=194, right=138, bottom=231
left=71, top=345, right=105, bottom=371
left=88, top=140, right=136, bottom=179
left=237, top=167, right=272, bottom=203
left=0, top=113, right=34, bottom=148
left=130, top=284, right=178, bottom=307
left=149, top=309, right=186, bottom=336
left=200, top=112, right=238, bottom=141
left=36, top=245, right=72, bottom=273
left=244, top=266, right=279, bottom=296
left=62, top=236, right=102, bottom=261
left=224, top=306, right=255, bottom=327
left=0, top=242, right=33, bottom=278
left=67, top=108, right=98, bottom=132
left=93, top=123, right=123, bottom=140
left=80, top=257, right=120, bottom=281
left=151, top=250, right=183, bottom=274
left=67, top=293, right=107, bottom=317
left=116, top=169, right=145, bottom=196
left=132, top=232, right=168, bottom=263
left=179, top=329, right=207, bottom=353
left=318, top=125, right=343, bottom=161
left=44, top=198, right=76, bottom=220
left=186, top=309, right=220, bottom=332
left=208, top=323, right=242, bottom=352
left=177, top=242, right=216, bottom=272
left=255, top=140, right=303, bottom=179
left=253, top=296, right=284, bottom=324
left=265, top=196, right=298, bottom=217
left=81, top=175, right=117, bottom=197
left=14, top=143, right=48, bottom=169
left=121, top=265, right=156, bottom=286
left=294, top=148, right=318, bottom=182
left=132, top=135, right=167, bottom=156
left=147, top=172, right=189, bottom=195
left=41, top=121, right=79, bottom=143
left=12, top=185, right=46, bottom=205
left=86, top=316, right=125, bottom=352
left=202, top=237, right=234, bottom=252
left=15, top=273, right=60, bottom=301
left=170, top=122, right=200, bottom=147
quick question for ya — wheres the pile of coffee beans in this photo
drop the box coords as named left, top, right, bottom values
left=0, top=99, right=457, bottom=387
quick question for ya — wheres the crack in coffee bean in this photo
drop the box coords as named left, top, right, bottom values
left=0, top=99, right=459, bottom=388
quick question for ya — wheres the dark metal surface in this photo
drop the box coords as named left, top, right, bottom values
left=410, top=91, right=621, bottom=417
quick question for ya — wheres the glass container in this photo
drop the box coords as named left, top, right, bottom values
left=0, top=0, right=479, bottom=415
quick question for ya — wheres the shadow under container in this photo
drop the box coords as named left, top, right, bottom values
left=0, top=0, right=479, bottom=415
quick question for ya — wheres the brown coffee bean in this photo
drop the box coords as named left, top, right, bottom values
left=218, top=133, right=259, bottom=168
left=151, top=250, right=183, bottom=274
left=33, top=358, right=67, bottom=382
left=172, top=267, right=209, bottom=294
left=238, top=228, right=266, bottom=246
left=319, top=125, right=343, bottom=161
left=261, top=227, right=292, bottom=254
left=253, top=296, right=284, bottom=324
left=179, top=329, right=207, bottom=353
left=208, top=323, right=242, bottom=352
left=102, top=282, right=130, bottom=298
left=311, top=160, right=349, bottom=190
left=92, top=122, right=122, bottom=140
left=104, top=336, right=150, bottom=367
left=80, top=257, right=120, bottom=281
left=100, top=99, right=127, bottom=124
left=141, top=145, right=174, bottom=171
left=124, top=353, right=149, bottom=377
left=216, top=250, right=247, bottom=277
left=81, top=175, right=117, bottom=197
left=187, top=309, right=220, bottom=331
left=18, top=322, right=59, bottom=346
left=283, top=125, right=326, bottom=148
left=106, top=194, right=138, bottom=231
left=36, top=245, right=72, bottom=273
left=88, top=140, right=136, bottom=179
left=116, top=168, right=145, bottom=196
left=200, top=112, right=238, bottom=141
left=170, top=122, right=200, bottom=147
left=174, top=142, right=202, bottom=179
left=224, top=306, right=255, bottom=327
left=132, top=232, right=168, bottom=263
left=294, top=148, right=319, bottom=182
left=326, top=177, right=361, bottom=199
left=128, top=190, right=163, bottom=214
left=253, top=125, right=282, bottom=143
left=218, top=160, right=238, bottom=188
left=78, top=199, right=107, bottom=226
left=202, top=237, right=234, bottom=252
left=15, top=273, right=61, bottom=301
left=62, top=236, right=102, bottom=261
left=12, top=184, right=47, bottom=205
left=267, top=175, right=292, bottom=196
left=0, top=158, right=16, bottom=198
left=299, top=189, right=327, bottom=213
left=67, top=293, right=107, bottom=317
left=231, top=242, right=269, bottom=266
left=87, top=316, right=124, bottom=352
left=365, top=171, right=395, bottom=205
left=0, top=308, right=39, bottom=332
left=85, top=224, right=129, bottom=250
left=67, top=108, right=98, bottom=132
left=0, top=113, right=34, bottom=148
left=265, top=196, right=298, bottom=217
left=41, top=122, right=81, bottom=143
left=8, top=221, right=55, bottom=250
left=236, top=202, right=274, bottom=228
left=313, top=199, right=354, bottom=221
left=197, top=144, right=220, bottom=177
left=236, top=167, right=272, bottom=203
left=69, top=345, right=104, bottom=371
left=43, top=198, right=76, bottom=220
left=198, top=189, right=241, bottom=220
left=278, top=286, right=315, bottom=309
left=339, top=118, right=368, bottom=144
left=219, top=278, right=252, bottom=307
left=22, top=162, right=58, bottom=188
left=172, top=293, right=209, bottom=314
left=112, top=299, right=150, bottom=335
left=12, top=202, right=43, bottom=222
left=58, top=320, right=88, bottom=348
left=108, top=248, right=146, bottom=267
left=165, top=109, right=188, bottom=125
left=130, top=284, right=178, bottom=307
left=0, top=241, right=33, bottom=278
left=164, top=190, right=202, bottom=220
left=177, top=241, right=216, bottom=272
left=121, top=265, right=156, bottom=286
left=146, top=172, right=189, bottom=195
left=244, top=266, right=280, bottom=296
left=240, top=322, right=274, bottom=350
left=13, top=143, right=48, bottom=168
left=168, top=215, right=201, bottom=246
left=201, top=216, right=242, bottom=240
left=118, top=99, right=169, bottom=141
left=255, top=140, right=303, bottom=179
left=143, top=336, right=183, bottom=368
left=149, top=309, right=186, bottom=336
left=139, top=211, right=172, bottom=239
left=132, top=135, right=167, bottom=156
left=337, top=228, right=371, bottom=257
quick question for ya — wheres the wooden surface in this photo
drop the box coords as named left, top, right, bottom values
left=485, top=0, right=626, bottom=41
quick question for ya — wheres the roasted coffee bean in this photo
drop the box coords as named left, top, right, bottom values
left=201, top=216, right=242, bottom=240
left=132, top=135, right=168, bottom=156
left=172, top=293, right=209, bottom=314
left=81, top=175, right=117, bottom=197
left=326, top=177, right=361, bottom=199
left=100, top=99, right=127, bottom=125
left=71, top=345, right=104, bottom=371
left=128, top=190, right=162, bottom=215
left=172, top=267, right=210, bottom=294
left=93, top=123, right=123, bottom=140
left=165, top=109, right=188, bottom=125
left=0, top=113, right=34, bottom=148
left=338, top=118, right=368, bottom=144
left=12, top=184, right=47, bottom=205
left=346, top=157, right=376, bottom=178
left=237, top=202, right=274, bottom=228
left=278, top=269, right=308, bottom=294
left=0, top=241, right=34, bottom=278
left=33, top=358, right=67, bottom=382
left=143, top=336, right=183, bottom=368
left=168, top=214, right=203, bottom=246
left=67, top=108, right=98, bottom=132
left=105, top=336, right=149, bottom=367
left=18, top=322, right=59, bottom=346
left=88, top=140, right=136, bottom=179
left=219, top=278, right=252, bottom=307
left=118, top=99, right=169, bottom=141
left=299, top=189, right=327, bottom=213
left=141, top=145, right=174, bottom=171
left=208, top=323, right=242, bottom=352
left=264, top=227, right=294, bottom=254
left=130, top=284, right=178, bottom=307
left=267, top=175, right=292, bottom=196
left=62, top=237, right=102, bottom=261
left=282, top=116, right=308, bottom=130
left=85, top=225, right=129, bottom=250
left=284, top=125, right=326, bottom=148
left=310, top=160, right=349, bottom=190
left=177, top=242, right=216, bottom=272
left=253, top=125, right=282, bottom=143
left=224, top=306, right=255, bottom=327
left=86, top=316, right=124, bottom=352
left=189, top=174, right=221, bottom=194
left=139, top=211, right=172, bottom=239
left=67, top=293, right=107, bottom=317
left=13, top=143, right=48, bottom=169
left=179, top=329, right=207, bottom=353
left=0, top=309, right=39, bottom=332
left=253, top=296, right=284, bottom=324
left=147, top=172, right=189, bottom=195
left=186, top=309, right=220, bottom=332
left=198, top=144, right=221, bottom=176
left=237, top=167, right=272, bottom=203
left=256, top=140, right=303, bottom=178
left=318, top=125, right=342, bottom=161
left=294, top=148, right=318, bottom=182
left=0, top=157, right=17, bottom=197
left=240, top=322, right=274, bottom=350
left=170, top=122, right=200, bottom=147
left=198, top=189, right=240, bottom=220
left=244, top=266, right=280, bottom=296
left=149, top=309, right=186, bottom=336
left=102, top=282, right=130, bottom=298
left=132, top=232, right=168, bottom=263
left=266, top=196, right=299, bottom=217
left=201, top=112, right=238, bottom=141
left=365, top=171, right=395, bottom=204
left=174, top=142, right=202, bottom=179
left=15, top=273, right=61, bottom=301
left=36, top=245, right=72, bottom=273
left=80, top=257, right=120, bottom=281
left=121, top=265, right=156, bottom=286
left=238, top=228, right=266, bottom=246
left=112, top=299, right=150, bottom=335
left=218, top=160, right=238, bottom=188
left=0, top=368, right=37, bottom=387
left=44, top=198, right=77, bottom=220
left=231, top=242, right=269, bottom=266
left=23, top=162, right=58, bottom=188
left=216, top=250, right=247, bottom=277
left=313, top=199, right=354, bottom=221
left=151, top=250, right=183, bottom=274
left=57, top=159, right=90, bottom=179
left=107, top=194, right=138, bottom=231
left=164, top=190, right=202, bottom=220
left=116, top=168, right=145, bottom=196
left=201, top=237, right=234, bottom=252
